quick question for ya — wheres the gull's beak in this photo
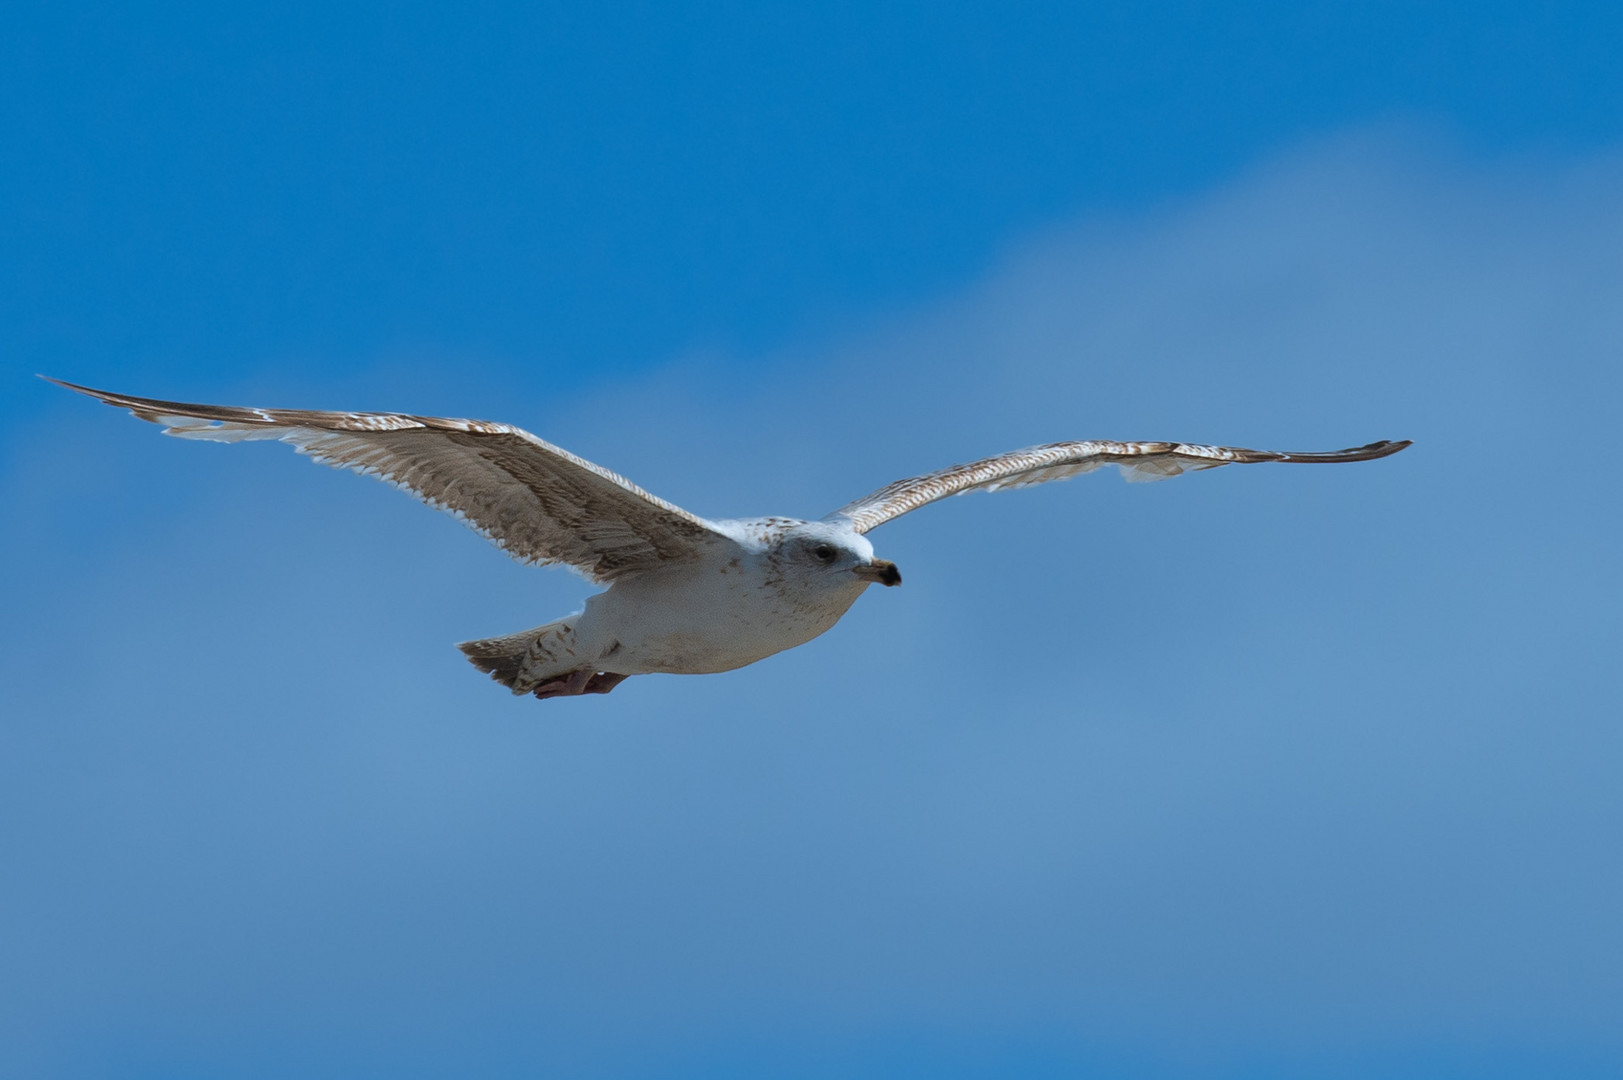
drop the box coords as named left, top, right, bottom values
left=851, top=559, right=902, bottom=587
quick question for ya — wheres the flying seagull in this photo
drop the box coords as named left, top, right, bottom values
left=49, top=377, right=1410, bottom=700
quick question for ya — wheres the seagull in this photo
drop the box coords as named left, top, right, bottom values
left=49, top=377, right=1410, bottom=700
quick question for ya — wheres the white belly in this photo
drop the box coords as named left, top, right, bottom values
left=572, top=556, right=868, bottom=675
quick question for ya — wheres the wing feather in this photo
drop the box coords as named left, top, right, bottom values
left=49, top=378, right=726, bottom=582
left=828, top=438, right=1411, bottom=533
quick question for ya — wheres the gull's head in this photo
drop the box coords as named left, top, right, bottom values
left=772, top=520, right=901, bottom=588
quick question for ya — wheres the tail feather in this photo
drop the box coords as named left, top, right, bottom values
left=456, top=619, right=572, bottom=693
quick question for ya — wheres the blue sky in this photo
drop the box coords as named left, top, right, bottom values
left=4, top=4, right=1622, bottom=1078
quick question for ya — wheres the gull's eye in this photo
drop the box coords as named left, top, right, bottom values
left=812, top=543, right=838, bottom=564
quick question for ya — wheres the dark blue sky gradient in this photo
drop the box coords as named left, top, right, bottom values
left=4, top=5, right=1623, bottom=1079
left=5, top=1, right=1623, bottom=385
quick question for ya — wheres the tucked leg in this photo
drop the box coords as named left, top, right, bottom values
left=530, top=668, right=594, bottom=700
left=527, top=668, right=630, bottom=700
left=583, top=672, right=629, bottom=695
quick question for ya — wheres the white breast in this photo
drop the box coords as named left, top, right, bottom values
left=572, top=546, right=868, bottom=675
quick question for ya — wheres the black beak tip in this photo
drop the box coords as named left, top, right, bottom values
left=855, top=559, right=903, bottom=587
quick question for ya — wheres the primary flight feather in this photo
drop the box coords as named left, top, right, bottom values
left=49, top=377, right=1409, bottom=700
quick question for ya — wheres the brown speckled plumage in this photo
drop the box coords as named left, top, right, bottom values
left=829, top=439, right=1410, bottom=533
left=50, top=376, right=1410, bottom=701
left=45, top=377, right=719, bottom=583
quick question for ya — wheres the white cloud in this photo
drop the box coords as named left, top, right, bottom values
left=5, top=129, right=1622, bottom=1074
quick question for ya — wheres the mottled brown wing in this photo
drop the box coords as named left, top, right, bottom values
left=828, top=438, right=1411, bottom=534
left=49, top=378, right=727, bottom=582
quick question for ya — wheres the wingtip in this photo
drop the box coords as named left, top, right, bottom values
left=1305, top=439, right=1413, bottom=462
left=41, top=376, right=193, bottom=428
left=39, top=374, right=103, bottom=398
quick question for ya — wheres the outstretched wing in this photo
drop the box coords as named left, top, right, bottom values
left=50, top=378, right=728, bottom=582
left=828, top=438, right=1411, bottom=533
